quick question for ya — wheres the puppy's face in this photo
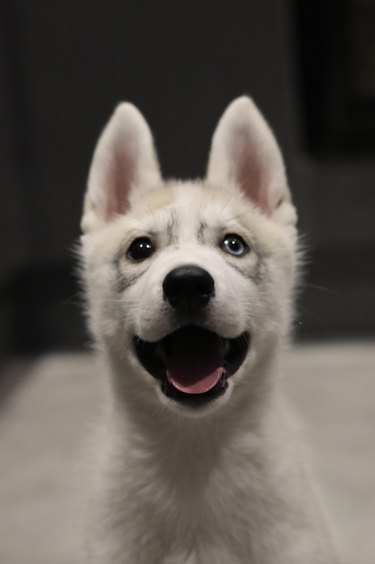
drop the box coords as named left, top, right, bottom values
left=81, top=98, right=297, bottom=416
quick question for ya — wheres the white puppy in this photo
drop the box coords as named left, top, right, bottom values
left=80, top=97, right=339, bottom=563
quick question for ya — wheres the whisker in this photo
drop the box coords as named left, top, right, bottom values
left=220, top=195, right=236, bottom=214
left=223, top=212, right=249, bottom=223
left=301, top=283, right=336, bottom=294
left=297, top=305, right=322, bottom=321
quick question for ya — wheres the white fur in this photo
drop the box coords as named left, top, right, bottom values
left=80, top=97, right=339, bottom=563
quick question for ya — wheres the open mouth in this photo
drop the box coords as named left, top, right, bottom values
left=133, top=325, right=249, bottom=404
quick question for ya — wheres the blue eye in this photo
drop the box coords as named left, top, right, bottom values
left=221, top=234, right=249, bottom=257
left=127, top=237, right=155, bottom=262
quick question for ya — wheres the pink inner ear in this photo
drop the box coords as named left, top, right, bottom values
left=232, top=130, right=269, bottom=214
left=105, top=145, right=136, bottom=221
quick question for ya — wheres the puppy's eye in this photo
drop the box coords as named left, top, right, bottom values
left=221, top=234, right=249, bottom=257
left=127, top=237, right=155, bottom=262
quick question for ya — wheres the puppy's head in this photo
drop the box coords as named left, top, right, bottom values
left=80, top=97, right=297, bottom=416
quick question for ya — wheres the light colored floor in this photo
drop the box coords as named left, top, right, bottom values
left=0, top=342, right=374, bottom=564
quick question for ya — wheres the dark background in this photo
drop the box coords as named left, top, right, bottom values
left=1, top=0, right=374, bottom=358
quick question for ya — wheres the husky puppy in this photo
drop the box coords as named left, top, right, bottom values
left=80, top=97, right=338, bottom=563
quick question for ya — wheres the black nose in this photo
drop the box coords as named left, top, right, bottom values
left=163, top=265, right=215, bottom=311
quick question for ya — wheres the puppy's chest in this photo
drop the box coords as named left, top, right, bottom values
left=126, top=487, right=252, bottom=564
left=123, top=447, right=266, bottom=554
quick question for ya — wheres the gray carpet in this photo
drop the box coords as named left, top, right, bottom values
left=0, top=343, right=374, bottom=564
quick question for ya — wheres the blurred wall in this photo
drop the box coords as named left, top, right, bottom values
left=0, top=0, right=374, bottom=355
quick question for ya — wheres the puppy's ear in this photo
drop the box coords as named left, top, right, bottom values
left=207, top=97, right=295, bottom=223
left=82, top=103, right=161, bottom=233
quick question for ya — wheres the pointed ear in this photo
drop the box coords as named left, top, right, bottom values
left=81, top=103, right=161, bottom=233
left=207, top=97, right=294, bottom=222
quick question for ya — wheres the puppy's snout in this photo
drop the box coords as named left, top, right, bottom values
left=163, top=265, right=215, bottom=311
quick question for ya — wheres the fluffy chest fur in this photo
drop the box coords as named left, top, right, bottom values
left=89, top=396, right=333, bottom=564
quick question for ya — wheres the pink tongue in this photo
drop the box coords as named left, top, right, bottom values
left=167, top=366, right=224, bottom=395
left=166, top=337, right=224, bottom=395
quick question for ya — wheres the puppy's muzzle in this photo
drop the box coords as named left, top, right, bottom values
left=163, top=265, right=215, bottom=312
